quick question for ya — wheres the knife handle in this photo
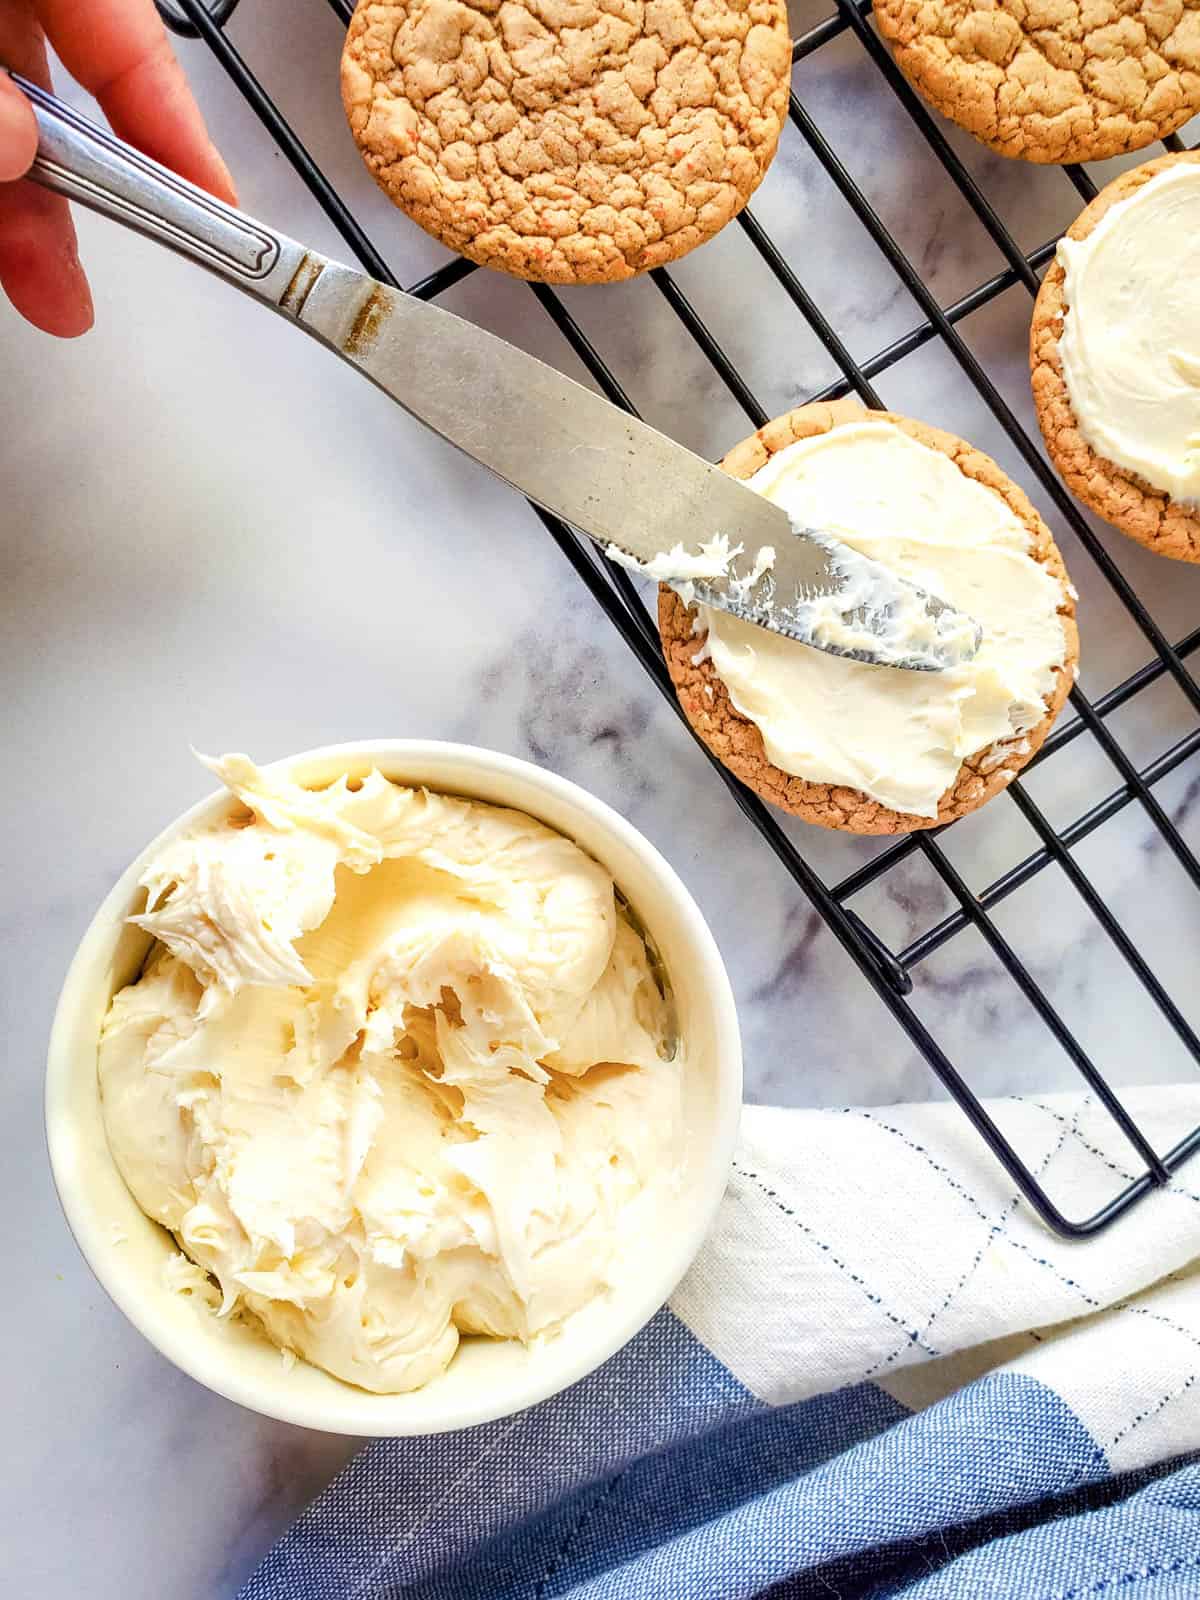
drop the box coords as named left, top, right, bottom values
left=5, top=70, right=305, bottom=304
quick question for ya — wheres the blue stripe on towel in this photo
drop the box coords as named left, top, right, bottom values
left=243, top=1310, right=1119, bottom=1600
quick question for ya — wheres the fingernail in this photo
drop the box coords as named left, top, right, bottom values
left=65, top=242, right=94, bottom=336
left=211, top=145, right=238, bottom=205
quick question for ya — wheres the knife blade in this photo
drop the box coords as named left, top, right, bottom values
left=12, top=68, right=980, bottom=673
left=290, top=265, right=979, bottom=671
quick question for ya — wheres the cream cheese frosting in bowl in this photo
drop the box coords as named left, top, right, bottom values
left=46, top=742, right=740, bottom=1435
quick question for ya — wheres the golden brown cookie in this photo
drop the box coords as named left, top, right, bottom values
left=1031, top=150, right=1200, bottom=562
left=657, top=400, right=1079, bottom=835
left=340, top=0, right=791, bottom=285
left=873, top=0, right=1200, bottom=165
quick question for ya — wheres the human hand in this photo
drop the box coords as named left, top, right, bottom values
left=0, top=0, right=235, bottom=335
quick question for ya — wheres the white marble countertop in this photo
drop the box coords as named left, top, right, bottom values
left=3, top=4, right=1198, bottom=1594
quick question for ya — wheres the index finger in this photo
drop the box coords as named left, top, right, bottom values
left=35, top=0, right=236, bottom=202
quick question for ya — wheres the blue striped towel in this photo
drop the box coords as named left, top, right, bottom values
left=242, top=1089, right=1200, bottom=1599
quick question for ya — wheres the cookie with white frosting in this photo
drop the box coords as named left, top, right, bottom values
left=1032, top=151, right=1200, bottom=562
left=657, top=401, right=1079, bottom=835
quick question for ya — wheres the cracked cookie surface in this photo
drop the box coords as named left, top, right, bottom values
left=1031, top=150, right=1200, bottom=561
left=873, top=0, right=1200, bottom=164
left=341, top=0, right=791, bottom=283
left=656, top=400, right=1079, bottom=835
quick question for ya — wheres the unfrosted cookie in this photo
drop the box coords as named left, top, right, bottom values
left=873, top=0, right=1200, bottom=165
left=1031, top=151, right=1200, bottom=561
left=657, top=401, right=1079, bottom=835
left=340, top=0, right=791, bottom=285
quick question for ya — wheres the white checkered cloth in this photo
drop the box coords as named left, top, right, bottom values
left=675, top=1089, right=1200, bottom=1476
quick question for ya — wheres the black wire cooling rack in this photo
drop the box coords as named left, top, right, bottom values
left=156, top=0, right=1200, bottom=1238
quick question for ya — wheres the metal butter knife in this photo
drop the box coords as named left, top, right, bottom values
left=8, top=71, right=981, bottom=672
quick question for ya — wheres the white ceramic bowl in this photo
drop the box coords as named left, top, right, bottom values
left=46, top=741, right=741, bottom=1435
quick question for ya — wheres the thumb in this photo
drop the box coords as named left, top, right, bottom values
left=0, top=72, right=37, bottom=182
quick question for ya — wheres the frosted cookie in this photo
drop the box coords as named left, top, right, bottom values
left=1031, top=151, right=1200, bottom=561
left=873, top=0, right=1200, bottom=165
left=340, top=0, right=791, bottom=285
left=657, top=401, right=1078, bottom=835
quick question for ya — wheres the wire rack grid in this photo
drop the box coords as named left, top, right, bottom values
left=156, top=0, right=1200, bottom=1238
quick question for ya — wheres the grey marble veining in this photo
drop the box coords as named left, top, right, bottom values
left=3, top=8, right=1199, bottom=1596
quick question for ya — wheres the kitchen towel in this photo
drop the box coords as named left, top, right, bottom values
left=241, top=1087, right=1200, bottom=1599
